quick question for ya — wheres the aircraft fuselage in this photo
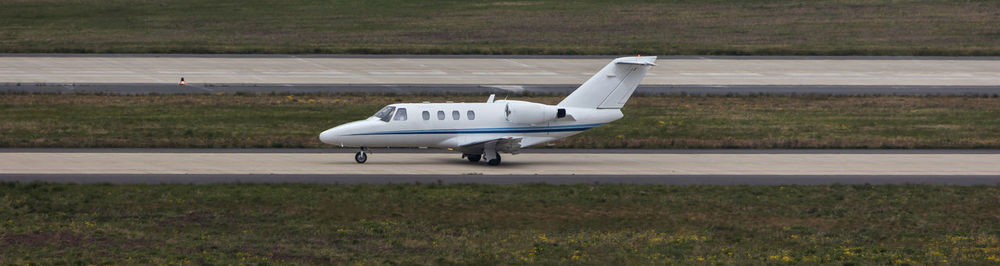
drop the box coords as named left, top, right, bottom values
left=320, top=101, right=624, bottom=150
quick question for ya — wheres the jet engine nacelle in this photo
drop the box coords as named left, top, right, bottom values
left=504, top=101, right=566, bottom=124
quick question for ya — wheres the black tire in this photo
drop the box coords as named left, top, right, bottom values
left=487, top=153, right=501, bottom=166
left=354, top=151, right=367, bottom=164
left=466, top=154, right=481, bottom=162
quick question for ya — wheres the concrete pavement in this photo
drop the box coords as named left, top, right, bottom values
left=2, top=56, right=998, bottom=86
left=2, top=152, right=998, bottom=176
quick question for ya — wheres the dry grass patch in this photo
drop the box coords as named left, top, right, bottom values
left=0, top=0, right=998, bottom=55
left=2, top=184, right=999, bottom=264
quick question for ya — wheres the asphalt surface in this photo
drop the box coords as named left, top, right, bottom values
left=3, top=174, right=1000, bottom=185
left=5, top=54, right=1000, bottom=59
left=6, top=148, right=1000, bottom=154
left=2, top=151, right=998, bottom=184
left=2, top=55, right=999, bottom=95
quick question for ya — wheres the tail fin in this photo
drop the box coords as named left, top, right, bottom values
left=557, top=56, right=656, bottom=109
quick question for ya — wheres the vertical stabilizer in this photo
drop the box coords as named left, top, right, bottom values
left=557, top=56, right=656, bottom=109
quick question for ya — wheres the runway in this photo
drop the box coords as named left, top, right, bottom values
left=2, top=55, right=999, bottom=95
left=2, top=150, right=999, bottom=184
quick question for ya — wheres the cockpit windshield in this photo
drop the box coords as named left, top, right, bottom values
left=373, top=106, right=396, bottom=122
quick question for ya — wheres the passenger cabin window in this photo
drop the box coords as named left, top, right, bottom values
left=373, top=106, right=395, bottom=122
left=452, top=110, right=460, bottom=120
left=437, top=110, right=445, bottom=120
left=393, top=108, right=407, bottom=121
left=467, top=110, right=476, bottom=120
left=422, top=111, right=430, bottom=120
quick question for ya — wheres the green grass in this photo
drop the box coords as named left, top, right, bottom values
left=1, top=0, right=998, bottom=55
left=2, top=93, right=1000, bottom=149
left=1, top=183, right=999, bottom=264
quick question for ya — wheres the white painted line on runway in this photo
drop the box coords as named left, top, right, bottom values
left=471, top=72, right=558, bottom=75
left=157, top=71, right=237, bottom=74
left=782, top=72, right=872, bottom=77
left=368, top=71, right=448, bottom=75
left=49, top=71, right=135, bottom=74
left=261, top=71, right=346, bottom=75
left=678, top=72, right=764, bottom=76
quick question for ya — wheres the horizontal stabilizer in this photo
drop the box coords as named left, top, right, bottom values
left=616, top=60, right=657, bottom=66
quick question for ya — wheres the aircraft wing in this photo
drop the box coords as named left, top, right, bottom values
left=454, top=136, right=523, bottom=154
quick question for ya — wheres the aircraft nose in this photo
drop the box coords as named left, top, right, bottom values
left=319, top=127, right=341, bottom=144
left=320, top=120, right=372, bottom=146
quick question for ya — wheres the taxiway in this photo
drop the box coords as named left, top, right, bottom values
left=2, top=55, right=999, bottom=95
left=2, top=150, right=998, bottom=184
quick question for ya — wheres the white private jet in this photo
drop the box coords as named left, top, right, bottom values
left=319, top=56, right=656, bottom=165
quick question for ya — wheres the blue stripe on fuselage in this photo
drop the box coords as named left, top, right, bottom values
left=348, top=123, right=604, bottom=136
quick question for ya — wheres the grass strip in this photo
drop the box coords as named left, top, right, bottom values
left=1, top=0, right=998, bottom=55
left=1, top=183, right=999, bottom=264
left=2, top=94, right=1000, bottom=149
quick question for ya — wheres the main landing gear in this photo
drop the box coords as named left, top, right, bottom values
left=462, top=153, right=500, bottom=165
left=487, top=153, right=501, bottom=166
left=482, top=140, right=502, bottom=166
left=354, top=147, right=368, bottom=164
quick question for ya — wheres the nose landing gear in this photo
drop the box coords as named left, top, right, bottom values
left=354, top=147, right=369, bottom=164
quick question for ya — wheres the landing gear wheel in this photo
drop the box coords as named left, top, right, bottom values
left=466, top=154, right=481, bottom=162
left=487, top=153, right=501, bottom=166
left=354, top=151, right=367, bottom=164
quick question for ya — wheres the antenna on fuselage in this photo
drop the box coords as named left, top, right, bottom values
left=486, top=94, right=495, bottom=103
